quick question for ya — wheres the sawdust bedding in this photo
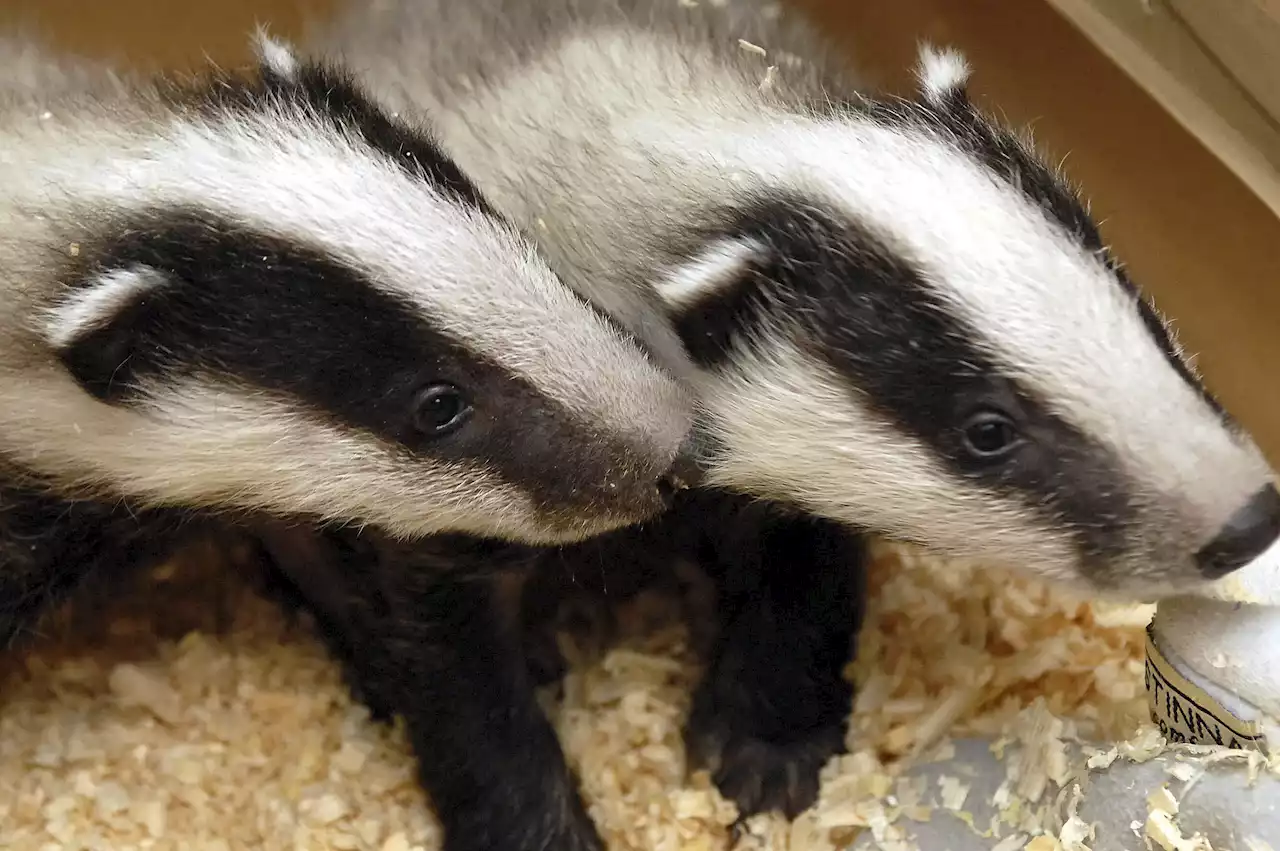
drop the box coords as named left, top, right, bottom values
left=0, top=537, right=1158, bottom=851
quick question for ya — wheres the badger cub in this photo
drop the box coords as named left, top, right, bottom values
left=310, top=0, right=1280, bottom=848
left=0, top=32, right=697, bottom=644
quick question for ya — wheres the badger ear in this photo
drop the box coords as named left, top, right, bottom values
left=44, top=264, right=170, bottom=401
left=914, top=42, right=971, bottom=107
left=251, top=25, right=301, bottom=82
left=653, top=236, right=769, bottom=366
left=652, top=236, right=766, bottom=315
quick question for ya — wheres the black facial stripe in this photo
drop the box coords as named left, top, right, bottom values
left=57, top=207, right=661, bottom=517
left=671, top=249, right=768, bottom=369
left=254, top=59, right=657, bottom=364
left=935, top=109, right=1105, bottom=251
left=163, top=57, right=494, bottom=216
left=821, top=93, right=1229, bottom=426
left=669, top=197, right=1138, bottom=569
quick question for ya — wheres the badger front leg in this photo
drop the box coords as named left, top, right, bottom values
left=681, top=494, right=868, bottom=821
left=401, top=574, right=604, bottom=851
left=254, top=525, right=605, bottom=851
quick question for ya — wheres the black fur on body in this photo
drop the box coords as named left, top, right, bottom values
left=253, top=524, right=605, bottom=851
left=0, top=477, right=202, bottom=650
left=526, top=491, right=867, bottom=821
left=305, top=0, right=1279, bottom=835
left=255, top=491, right=867, bottom=851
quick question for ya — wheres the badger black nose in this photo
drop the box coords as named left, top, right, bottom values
left=656, top=452, right=705, bottom=507
left=1196, top=484, right=1280, bottom=579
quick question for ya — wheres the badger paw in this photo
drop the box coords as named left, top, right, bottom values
left=684, top=709, right=846, bottom=820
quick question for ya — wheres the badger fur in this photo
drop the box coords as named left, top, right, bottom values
left=0, top=31, right=703, bottom=648
left=0, top=476, right=199, bottom=645
left=302, top=0, right=1280, bottom=843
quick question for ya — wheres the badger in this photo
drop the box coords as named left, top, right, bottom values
left=304, top=0, right=1280, bottom=845
left=316, top=0, right=1280, bottom=594
left=0, top=31, right=699, bottom=645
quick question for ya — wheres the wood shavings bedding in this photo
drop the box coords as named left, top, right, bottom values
left=0, top=538, right=1156, bottom=851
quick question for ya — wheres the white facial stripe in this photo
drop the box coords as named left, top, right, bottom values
left=914, top=43, right=970, bottom=104
left=52, top=107, right=683, bottom=448
left=0, top=371, right=600, bottom=541
left=42, top=264, right=166, bottom=349
left=696, top=338, right=1079, bottom=581
left=646, top=114, right=1270, bottom=534
left=653, top=236, right=764, bottom=310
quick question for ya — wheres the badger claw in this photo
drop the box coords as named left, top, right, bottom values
left=685, top=690, right=848, bottom=820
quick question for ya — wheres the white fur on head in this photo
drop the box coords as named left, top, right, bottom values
left=653, top=237, right=763, bottom=311
left=41, top=264, right=166, bottom=350
left=310, top=5, right=1269, bottom=588
left=914, top=43, right=970, bottom=104
left=0, top=374, right=619, bottom=545
left=251, top=26, right=300, bottom=80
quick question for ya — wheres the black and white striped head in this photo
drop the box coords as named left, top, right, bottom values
left=24, top=34, right=693, bottom=544
left=653, top=46, right=1279, bottom=599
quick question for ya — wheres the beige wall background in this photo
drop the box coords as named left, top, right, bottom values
left=5, top=0, right=1279, bottom=461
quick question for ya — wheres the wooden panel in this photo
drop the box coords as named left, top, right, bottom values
left=0, top=0, right=332, bottom=70
left=1166, top=0, right=1280, bottom=129
left=1042, top=0, right=1280, bottom=221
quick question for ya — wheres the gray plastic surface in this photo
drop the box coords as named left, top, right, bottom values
left=850, top=738, right=1280, bottom=850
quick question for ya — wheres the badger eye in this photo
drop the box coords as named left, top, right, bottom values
left=960, top=410, right=1020, bottom=460
left=412, top=383, right=472, bottom=437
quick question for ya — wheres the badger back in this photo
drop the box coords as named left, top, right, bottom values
left=0, top=34, right=693, bottom=545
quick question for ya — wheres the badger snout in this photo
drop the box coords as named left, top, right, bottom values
left=661, top=437, right=708, bottom=493
left=647, top=444, right=707, bottom=511
left=527, top=431, right=704, bottom=541
left=1194, top=483, right=1280, bottom=579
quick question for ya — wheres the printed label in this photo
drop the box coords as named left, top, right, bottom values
left=1145, top=625, right=1265, bottom=750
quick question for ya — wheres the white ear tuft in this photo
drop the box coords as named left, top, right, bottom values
left=653, top=237, right=765, bottom=312
left=43, top=265, right=167, bottom=350
left=914, top=42, right=971, bottom=105
left=251, top=25, right=300, bottom=81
